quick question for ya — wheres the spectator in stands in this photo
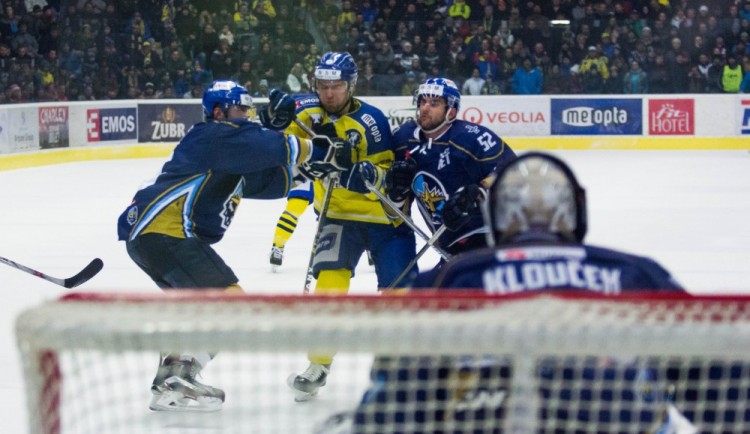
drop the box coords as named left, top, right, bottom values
left=648, top=53, right=671, bottom=93
left=401, top=70, right=418, bottom=96
left=623, top=60, right=648, bottom=94
left=706, top=55, right=725, bottom=92
left=449, top=0, right=470, bottom=21
left=210, top=39, right=236, bottom=80
left=603, top=65, right=624, bottom=94
left=722, top=55, right=743, bottom=92
left=285, top=62, right=310, bottom=93
left=462, top=67, right=485, bottom=95
left=670, top=53, right=691, bottom=93
left=543, top=63, right=565, bottom=94
left=512, top=58, right=542, bottom=94
left=253, top=78, right=269, bottom=98
left=688, top=65, right=707, bottom=93
left=474, top=47, right=498, bottom=82
left=579, top=46, right=610, bottom=80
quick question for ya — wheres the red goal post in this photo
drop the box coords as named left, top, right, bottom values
left=15, top=291, right=750, bottom=433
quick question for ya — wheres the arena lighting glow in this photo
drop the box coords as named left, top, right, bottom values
left=551, top=20, right=570, bottom=26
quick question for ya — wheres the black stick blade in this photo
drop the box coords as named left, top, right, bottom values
left=63, top=258, right=104, bottom=288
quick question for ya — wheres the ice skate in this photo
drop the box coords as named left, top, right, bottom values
left=149, top=357, right=225, bottom=412
left=287, top=363, right=330, bottom=402
left=270, top=245, right=284, bottom=272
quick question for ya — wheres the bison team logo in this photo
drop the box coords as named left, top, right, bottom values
left=648, top=99, right=694, bottom=135
left=411, top=171, right=448, bottom=230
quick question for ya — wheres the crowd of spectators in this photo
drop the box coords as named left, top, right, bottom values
left=2, top=0, right=750, bottom=103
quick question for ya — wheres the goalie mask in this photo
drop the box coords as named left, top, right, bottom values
left=414, top=77, right=461, bottom=134
left=202, top=80, right=253, bottom=119
left=483, top=152, right=587, bottom=246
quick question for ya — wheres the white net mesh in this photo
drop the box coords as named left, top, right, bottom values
left=15, top=291, right=750, bottom=433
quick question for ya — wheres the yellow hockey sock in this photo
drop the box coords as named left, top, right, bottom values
left=272, top=197, right=309, bottom=247
left=309, top=269, right=352, bottom=364
left=314, top=269, right=351, bottom=296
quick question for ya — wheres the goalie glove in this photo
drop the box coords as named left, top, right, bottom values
left=385, top=158, right=417, bottom=203
left=259, top=89, right=296, bottom=130
left=441, top=184, right=484, bottom=232
left=341, top=161, right=380, bottom=194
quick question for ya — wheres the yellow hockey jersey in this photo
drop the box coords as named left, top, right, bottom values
left=286, top=94, right=395, bottom=225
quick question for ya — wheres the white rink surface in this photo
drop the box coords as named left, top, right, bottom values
left=2, top=149, right=750, bottom=433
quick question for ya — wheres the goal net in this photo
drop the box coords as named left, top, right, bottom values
left=15, top=291, right=750, bottom=434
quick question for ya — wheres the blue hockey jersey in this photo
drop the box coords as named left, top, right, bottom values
left=392, top=120, right=516, bottom=250
left=117, top=118, right=309, bottom=244
left=429, top=243, right=684, bottom=292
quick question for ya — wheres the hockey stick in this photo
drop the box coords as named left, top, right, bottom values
left=387, top=225, right=447, bottom=289
left=0, top=256, right=103, bottom=288
left=364, top=180, right=451, bottom=260
left=293, top=118, right=340, bottom=295
left=302, top=173, right=337, bottom=294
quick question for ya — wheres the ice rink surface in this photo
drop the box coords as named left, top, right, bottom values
left=2, top=149, right=750, bottom=432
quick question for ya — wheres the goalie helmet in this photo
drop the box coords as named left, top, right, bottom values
left=313, top=52, right=358, bottom=90
left=202, top=80, right=253, bottom=119
left=483, top=152, right=587, bottom=245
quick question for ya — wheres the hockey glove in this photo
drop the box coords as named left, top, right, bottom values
left=298, top=137, right=353, bottom=180
left=341, top=161, right=380, bottom=194
left=441, top=184, right=483, bottom=232
left=385, top=158, right=417, bottom=202
left=259, top=89, right=296, bottom=130
left=312, top=122, right=338, bottom=139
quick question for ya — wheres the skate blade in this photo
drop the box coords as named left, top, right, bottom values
left=271, top=264, right=280, bottom=273
left=149, top=390, right=223, bottom=412
left=286, top=373, right=319, bottom=402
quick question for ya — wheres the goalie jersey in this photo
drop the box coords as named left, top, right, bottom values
left=428, top=243, right=684, bottom=292
left=117, top=118, right=308, bottom=244
left=285, top=94, right=396, bottom=225
left=392, top=119, right=516, bottom=250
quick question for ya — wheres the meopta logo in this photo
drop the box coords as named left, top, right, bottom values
left=561, top=106, right=628, bottom=127
left=87, top=108, right=136, bottom=142
left=551, top=99, right=642, bottom=135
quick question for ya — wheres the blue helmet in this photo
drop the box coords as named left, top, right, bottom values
left=202, top=80, right=253, bottom=118
left=313, top=52, right=358, bottom=89
left=415, top=77, right=461, bottom=112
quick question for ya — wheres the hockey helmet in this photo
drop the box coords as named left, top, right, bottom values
left=414, top=77, right=461, bottom=112
left=483, top=152, right=587, bottom=245
left=202, top=80, right=253, bottom=119
left=313, top=52, right=358, bottom=90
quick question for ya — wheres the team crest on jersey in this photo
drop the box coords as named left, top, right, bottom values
left=412, top=171, right=448, bottom=226
left=126, top=205, right=138, bottom=226
left=345, top=129, right=362, bottom=149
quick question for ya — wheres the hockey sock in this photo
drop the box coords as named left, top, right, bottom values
left=309, top=269, right=352, bottom=365
left=224, top=282, right=244, bottom=294
left=273, top=197, right=309, bottom=247
left=314, top=269, right=351, bottom=295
